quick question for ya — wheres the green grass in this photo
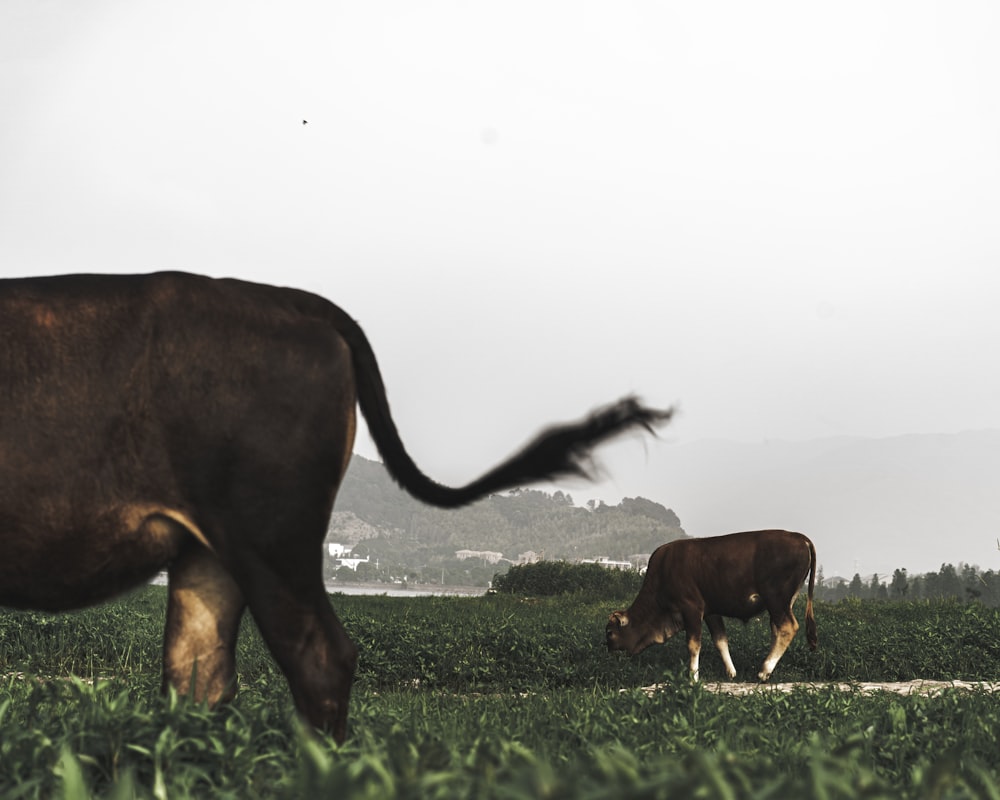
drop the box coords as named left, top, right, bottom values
left=2, top=588, right=1000, bottom=797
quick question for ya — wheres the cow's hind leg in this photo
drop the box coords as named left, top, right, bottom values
left=163, top=543, right=246, bottom=706
left=705, top=614, right=737, bottom=679
left=237, top=559, right=358, bottom=743
left=759, top=605, right=799, bottom=681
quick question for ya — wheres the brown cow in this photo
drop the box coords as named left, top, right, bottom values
left=606, top=530, right=817, bottom=681
left=0, top=271, right=672, bottom=742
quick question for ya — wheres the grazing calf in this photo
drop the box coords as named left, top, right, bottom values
left=0, top=271, right=672, bottom=742
left=606, top=530, right=817, bottom=681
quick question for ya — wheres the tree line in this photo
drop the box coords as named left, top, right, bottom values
left=816, top=563, right=1000, bottom=605
left=490, top=560, right=1000, bottom=607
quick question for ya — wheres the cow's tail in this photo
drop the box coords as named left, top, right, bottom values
left=804, top=536, right=818, bottom=651
left=335, top=311, right=672, bottom=508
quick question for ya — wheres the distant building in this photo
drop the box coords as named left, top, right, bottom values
left=334, top=556, right=370, bottom=571
left=517, top=551, right=541, bottom=565
left=455, top=549, right=505, bottom=564
left=327, top=542, right=369, bottom=571
left=581, top=556, right=633, bottom=570
left=627, top=554, right=652, bottom=572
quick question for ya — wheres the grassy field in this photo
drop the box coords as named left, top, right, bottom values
left=2, top=588, right=1000, bottom=798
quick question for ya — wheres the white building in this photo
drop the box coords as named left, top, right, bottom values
left=455, top=549, right=505, bottom=564
left=327, top=542, right=370, bottom=571
left=334, top=556, right=370, bottom=571
left=581, top=556, right=633, bottom=570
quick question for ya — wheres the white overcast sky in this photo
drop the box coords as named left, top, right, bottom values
left=3, top=1, right=1000, bottom=496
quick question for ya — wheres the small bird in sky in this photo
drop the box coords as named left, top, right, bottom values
left=302, top=120, right=308, bottom=125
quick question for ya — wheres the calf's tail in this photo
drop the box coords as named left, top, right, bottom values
left=805, top=537, right=818, bottom=650
left=336, top=311, right=673, bottom=508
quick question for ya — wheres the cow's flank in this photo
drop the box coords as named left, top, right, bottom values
left=607, top=530, right=816, bottom=682
left=0, top=271, right=672, bottom=742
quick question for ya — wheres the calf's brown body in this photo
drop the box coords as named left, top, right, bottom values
left=607, top=530, right=817, bottom=681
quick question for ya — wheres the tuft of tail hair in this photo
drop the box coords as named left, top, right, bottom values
left=805, top=538, right=818, bottom=651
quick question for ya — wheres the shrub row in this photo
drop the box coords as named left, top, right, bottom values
left=491, top=560, right=642, bottom=597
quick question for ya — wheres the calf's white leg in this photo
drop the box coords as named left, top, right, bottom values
left=706, top=614, right=738, bottom=679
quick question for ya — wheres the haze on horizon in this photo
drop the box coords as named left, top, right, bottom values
left=3, top=2, right=999, bottom=574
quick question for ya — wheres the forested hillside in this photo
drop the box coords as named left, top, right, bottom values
left=324, top=455, right=687, bottom=586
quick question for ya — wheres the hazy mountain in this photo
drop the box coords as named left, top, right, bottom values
left=595, top=431, right=1000, bottom=580
left=328, top=455, right=686, bottom=574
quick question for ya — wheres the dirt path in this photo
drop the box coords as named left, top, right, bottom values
left=636, top=680, right=1000, bottom=696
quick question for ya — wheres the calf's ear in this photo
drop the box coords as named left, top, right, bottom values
left=609, top=611, right=629, bottom=628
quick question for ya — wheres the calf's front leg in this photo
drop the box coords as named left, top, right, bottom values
left=682, top=613, right=704, bottom=681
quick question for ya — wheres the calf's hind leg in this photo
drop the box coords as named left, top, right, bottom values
left=758, top=605, right=799, bottom=681
left=705, top=614, right=737, bottom=679
left=163, top=544, right=246, bottom=706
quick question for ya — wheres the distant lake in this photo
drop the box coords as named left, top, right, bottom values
left=149, top=572, right=484, bottom=599
left=326, top=583, right=486, bottom=598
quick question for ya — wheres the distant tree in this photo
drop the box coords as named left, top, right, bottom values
left=868, top=573, right=888, bottom=601
left=848, top=573, right=864, bottom=598
left=334, top=566, right=360, bottom=583
left=936, top=563, right=962, bottom=599
left=962, top=563, right=984, bottom=601
left=981, top=570, right=1000, bottom=606
left=616, top=497, right=681, bottom=527
left=890, top=568, right=909, bottom=599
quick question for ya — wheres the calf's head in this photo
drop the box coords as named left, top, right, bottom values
left=606, top=610, right=639, bottom=653
left=606, top=608, right=683, bottom=655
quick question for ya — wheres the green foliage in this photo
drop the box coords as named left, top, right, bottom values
left=4, top=589, right=1000, bottom=797
left=7, top=676, right=1000, bottom=798
left=491, top=560, right=643, bottom=599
